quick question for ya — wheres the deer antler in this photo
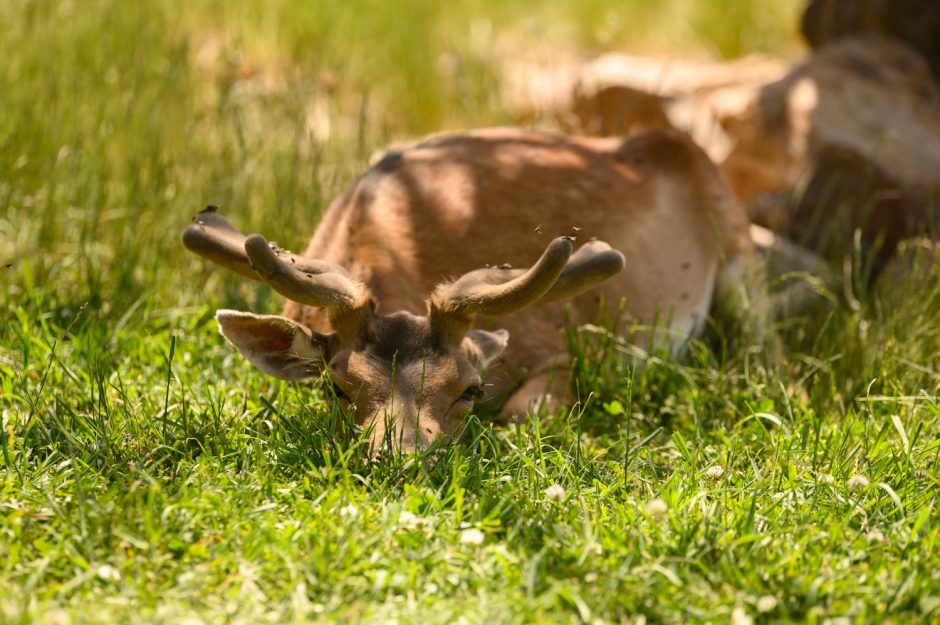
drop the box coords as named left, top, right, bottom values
left=538, top=239, right=626, bottom=303
left=432, top=236, right=575, bottom=317
left=182, top=206, right=358, bottom=281
left=181, top=206, right=261, bottom=280
left=182, top=206, right=371, bottom=320
left=243, top=234, right=370, bottom=313
left=431, top=236, right=624, bottom=338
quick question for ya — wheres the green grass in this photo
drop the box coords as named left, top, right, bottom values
left=2, top=0, right=939, bottom=623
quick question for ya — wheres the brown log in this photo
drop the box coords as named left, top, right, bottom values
left=802, top=0, right=940, bottom=84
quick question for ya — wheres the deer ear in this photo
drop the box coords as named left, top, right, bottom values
left=216, top=310, right=336, bottom=381
left=461, top=329, right=509, bottom=371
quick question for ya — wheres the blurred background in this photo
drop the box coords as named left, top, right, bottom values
left=4, top=0, right=939, bottom=324
left=0, top=0, right=801, bottom=320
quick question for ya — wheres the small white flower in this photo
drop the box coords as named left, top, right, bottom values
left=459, top=528, right=485, bottom=545
left=865, top=529, right=885, bottom=543
left=398, top=510, right=420, bottom=528
left=756, top=595, right=778, bottom=613
left=96, top=564, right=121, bottom=581
left=645, top=498, right=669, bottom=521
left=848, top=474, right=870, bottom=491
left=339, top=504, right=359, bottom=520
left=545, top=483, right=566, bottom=502
left=817, top=472, right=835, bottom=484
left=372, top=569, right=388, bottom=590
left=705, top=465, right=724, bottom=480
left=45, top=609, right=73, bottom=625
left=730, top=605, right=752, bottom=625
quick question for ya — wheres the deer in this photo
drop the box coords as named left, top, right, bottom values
left=183, top=127, right=765, bottom=452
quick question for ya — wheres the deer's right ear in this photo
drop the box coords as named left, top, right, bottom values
left=216, top=310, right=337, bottom=381
left=461, top=329, right=509, bottom=371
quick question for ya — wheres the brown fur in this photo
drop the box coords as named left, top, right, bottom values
left=197, top=127, right=756, bottom=452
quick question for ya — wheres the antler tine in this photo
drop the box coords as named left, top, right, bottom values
left=430, top=236, right=625, bottom=341
left=244, top=234, right=370, bottom=313
left=432, top=236, right=574, bottom=318
left=182, top=205, right=357, bottom=281
left=182, top=206, right=261, bottom=280
left=537, top=240, right=625, bottom=303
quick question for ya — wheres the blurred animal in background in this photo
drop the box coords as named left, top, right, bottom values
left=802, top=0, right=940, bottom=84
left=505, top=0, right=940, bottom=280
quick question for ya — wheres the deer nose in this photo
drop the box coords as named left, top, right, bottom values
left=367, top=399, right=426, bottom=453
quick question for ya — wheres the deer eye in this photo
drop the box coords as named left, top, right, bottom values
left=459, top=384, right=485, bottom=402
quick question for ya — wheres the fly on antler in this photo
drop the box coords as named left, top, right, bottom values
left=184, top=127, right=766, bottom=452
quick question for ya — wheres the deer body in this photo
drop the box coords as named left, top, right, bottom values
left=184, top=127, right=755, bottom=451
left=286, top=128, right=750, bottom=402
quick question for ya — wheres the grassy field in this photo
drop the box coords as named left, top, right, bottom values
left=2, top=1, right=939, bottom=623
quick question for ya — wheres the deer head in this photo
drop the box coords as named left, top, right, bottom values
left=183, top=206, right=624, bottom=452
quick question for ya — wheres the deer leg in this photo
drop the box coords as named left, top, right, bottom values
left=499, top=362, right=571, bottom=420
left=750, top=224, right=835, bottom=317
left=712, top=250, right=778, bottom=358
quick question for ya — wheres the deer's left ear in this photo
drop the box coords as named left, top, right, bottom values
left=461, top=329, right=509, bottom=371
left=216, top=310, right=337, bottom=381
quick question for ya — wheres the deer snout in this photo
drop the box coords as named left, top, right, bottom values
left=365, top=397, right=443, bottom=453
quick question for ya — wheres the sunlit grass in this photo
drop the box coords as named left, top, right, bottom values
left=2, top=1, right=939, bottom=623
